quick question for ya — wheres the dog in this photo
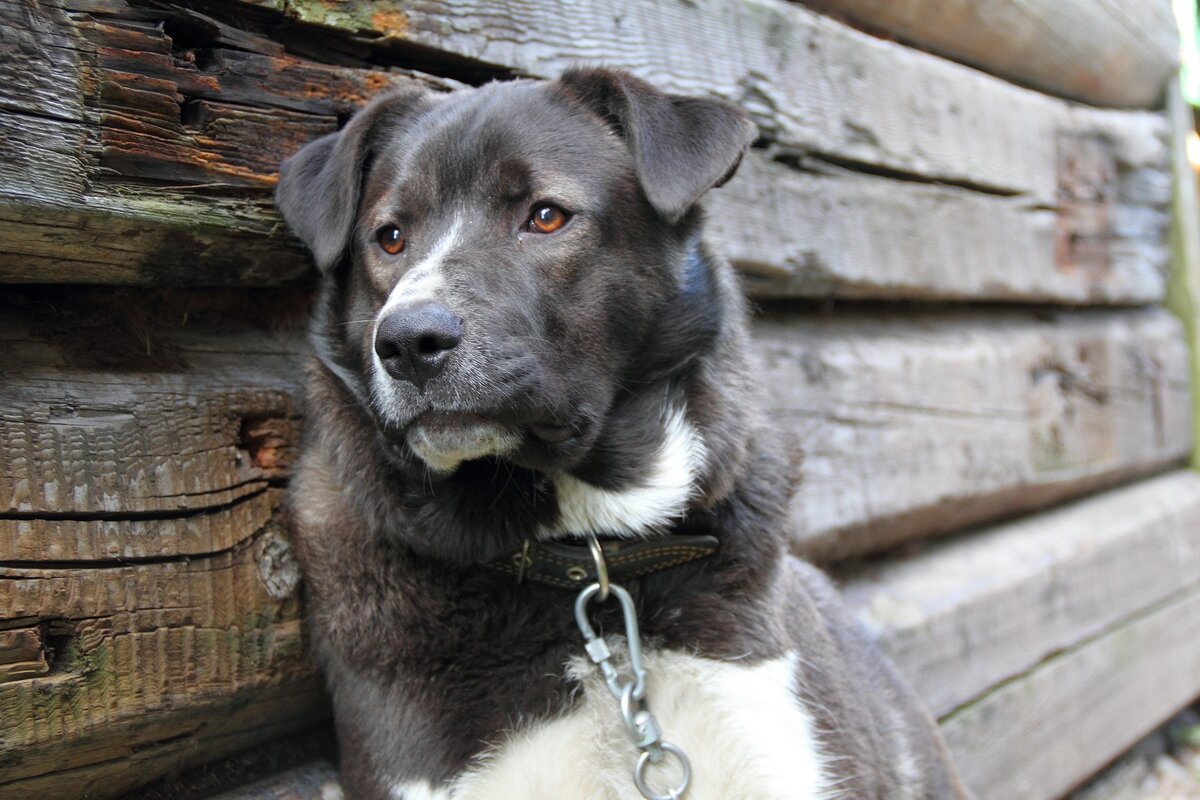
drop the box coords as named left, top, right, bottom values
left=275, top=67, right=968, bottom=800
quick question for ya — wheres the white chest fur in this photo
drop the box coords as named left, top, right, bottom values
left=542, top=405, right=708, bottom=540
left=390, top=649, right=831, bottom=800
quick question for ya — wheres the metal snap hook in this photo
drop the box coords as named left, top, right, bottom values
left=574, top=582, right=648, bottom=701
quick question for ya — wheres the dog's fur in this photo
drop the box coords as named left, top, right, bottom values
left=276, top=68, right=968, bottom=800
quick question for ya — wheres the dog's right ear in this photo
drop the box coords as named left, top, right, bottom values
left=555, top=68, right=757, bottom=223
left=275, top=88, right=431, bottom=272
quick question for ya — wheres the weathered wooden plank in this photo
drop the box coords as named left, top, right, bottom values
left=799, top=0, right=1178, bottom=109
left=0, top=306, right=304, bottom=517
left=0, top=498, right=325, bottom=799
left=0, top=491, right=278, bottom=562
left=760, top=308, right=1193, bottom=559
left=0, top=0, right=444, bottom=286
left=5, top=301, right=1189, bottom=561
left=715, top=153, right=1169, bottom=303
left=941, top=585, right=1200, bottom=800
left=2, top=681, right=326, bottom=800
left=1167, top=79, right=1200, bottom=470
left=268, top=0, right=1169, bottom=203
left=841, top=470, right=1200, bottom=798
left=1, top=295, right=320, bottom=800
left=844, top=470, right=1200, bottom=718
left=0, top=0, right=1174, bottom=302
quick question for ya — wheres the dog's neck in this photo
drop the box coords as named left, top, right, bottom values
left=538, top=402, right=707, bottom=540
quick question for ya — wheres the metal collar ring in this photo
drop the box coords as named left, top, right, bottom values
left=585, top=531, right=610, bottom=600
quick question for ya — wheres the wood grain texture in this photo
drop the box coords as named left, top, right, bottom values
left=759, top=308, right=1194, bottom=559
left=0, top=0, right=445, bottom=286
left=0, top=0, right=1174, bottom=303
left=714, top=153, right=1169, bottom=303
left=272, top=0, right=1169, bottom=203
left=844, top=470, right=1200, bottom=718
left=844, top=469, right=1200, bottom=799
left=0, top=298, right=323, bottom=798
left=0, top=308, right=304, bottom=518
left=941, top=585, right=1200, bottom=800
left=0, top=495, right=325, bottom=799
left=799, top=0, right=1178, bottom=109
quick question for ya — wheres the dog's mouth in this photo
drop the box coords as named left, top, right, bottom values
left=404, top=410, right=582, bottom=473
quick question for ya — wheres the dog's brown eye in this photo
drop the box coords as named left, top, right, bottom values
left=377, top=225, right=406, bottom=255
left=528, top=205, right=569, bottom=234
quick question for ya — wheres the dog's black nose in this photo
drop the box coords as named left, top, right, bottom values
left=374, top=303, right=463, bottom=388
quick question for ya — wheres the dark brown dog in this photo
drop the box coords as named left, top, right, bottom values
left=276, top=68, right=968, bottom=800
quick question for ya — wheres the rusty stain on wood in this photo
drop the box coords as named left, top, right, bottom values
left=240, top=417, right=300, bottom=477
left=371, top=9, right=410, bottom=39
left=0, top=0, right=448, bottom=285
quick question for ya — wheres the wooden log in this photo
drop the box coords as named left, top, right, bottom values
left=0, top=0, right=1173, bottom=304
left=5, top=300, right=1190, bottom=563
left=844, top=471, right=1200, bottom=799
left=0, top=0, right=446, bottom=286
left=798, top=0, right=1178, bottom=109
left=759, top=308, right=1194, bottom=559
left=844, top=470, right=1200, bottom=799
left=941, top=583, right=1200, bottom=800
left=1, top=295, right=324, bottom=798
left=0, top=495, right=327, bottom=800
left=844, top=470, right=1200, bottom=718
left=270, top=0, right=1170, bottom=203
left=3, top=681, right=327, bottom=800
left=0, top=305, right=304, bottom=518
left=714, top=153, right=1169, bottom=303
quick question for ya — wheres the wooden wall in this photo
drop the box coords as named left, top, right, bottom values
left=0, top=0, right=1194, bottom=798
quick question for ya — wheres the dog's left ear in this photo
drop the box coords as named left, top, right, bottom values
left=556, top=68, right=757, bottom=222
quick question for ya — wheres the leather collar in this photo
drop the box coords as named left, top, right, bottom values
left=486, top=535, right=720, bottom=590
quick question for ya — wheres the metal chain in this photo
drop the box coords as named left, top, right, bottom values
left=574, top=535, right=691, bottom=800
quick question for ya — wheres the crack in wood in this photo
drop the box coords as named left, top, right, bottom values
left=770, top=147, right=1030, bottom=199
left=0, top=486, right=271, bottom=524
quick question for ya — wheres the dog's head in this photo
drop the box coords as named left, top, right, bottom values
left=277, top=69, right=754, bottom=493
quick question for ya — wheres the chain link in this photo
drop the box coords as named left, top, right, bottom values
left=574, top=562, right=691, bottom=800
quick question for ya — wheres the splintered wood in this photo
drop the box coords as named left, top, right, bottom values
left=0, top=0, right=446, bottom=285
left=0, top=304, right=324, bottom=798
